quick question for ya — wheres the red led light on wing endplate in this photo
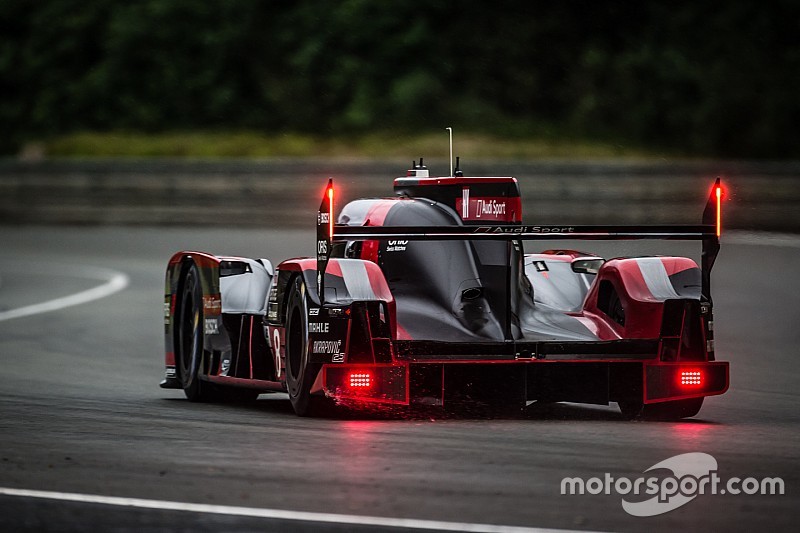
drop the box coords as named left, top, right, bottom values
left=328, top=184, right=334, bottom=241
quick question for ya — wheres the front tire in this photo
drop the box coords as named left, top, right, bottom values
left=284, top=277, right=332, bottom=416
left=176, top=263, right=214, bottom=402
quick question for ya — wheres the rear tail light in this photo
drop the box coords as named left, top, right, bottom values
left=680, top=370, right=703, bottom=386
left=645, top=363, right=728, bottom=402
left=715, top=184, right=722, bottom=237
left=324, top=365, right=408, bottom=404
left=348, top=372, right=372, bottom=388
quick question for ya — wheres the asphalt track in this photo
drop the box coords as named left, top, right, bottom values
left=0, top=226, right=798, bottom=532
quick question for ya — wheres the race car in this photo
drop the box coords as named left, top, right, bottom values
left=160, top=160, right=729, bottom=419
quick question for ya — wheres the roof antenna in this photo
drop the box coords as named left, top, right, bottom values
left=446, top=127, right=453, bottom=177
left=454, top=156, right=463, bottom=177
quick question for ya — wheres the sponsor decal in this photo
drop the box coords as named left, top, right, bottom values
left=318, top=212, right=330, bottom=225
left=313, top=339, right=342, bottom=354
left=317, top=239, right=328, bottom=255
left=477, top=199, right=506, bottom=218
left=309, top=322, right=329, bottom=333
left=202, top=295, right=221, bottom=315
left=533, top=261, right=549, bottom=272
left=561, top=452, right=785, bottom=517
left=456, top=196, right=519, bottom=222
left=474, top=225, right=576, bottom=234
left=309, top=308, right=320, bottom=316
left=386, top=240, right=408, bottom=252
left=267, top=286, right=279, bottom=322
left=204, top=317, right=219, bottom=335
left=311, top=339, right=344, bottom=363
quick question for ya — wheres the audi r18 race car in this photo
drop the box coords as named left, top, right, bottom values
left=160, top=161, right=729, bottom=419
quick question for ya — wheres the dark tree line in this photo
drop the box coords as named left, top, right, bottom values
left=2, top=1, right=799, bottom=157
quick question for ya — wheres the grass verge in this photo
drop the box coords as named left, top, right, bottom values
left=36, top=130, right=660, bottom=159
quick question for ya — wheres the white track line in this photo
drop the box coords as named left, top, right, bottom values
left=0, top=487, right=596, bottom=533
left=0, top=266, right=129, bottom=322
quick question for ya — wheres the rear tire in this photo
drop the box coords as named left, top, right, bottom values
left=176, top=263, right=214, bottom=402
left=284, top=276, right=332, bottom=417
left=619, top=397, right=704, bottom=420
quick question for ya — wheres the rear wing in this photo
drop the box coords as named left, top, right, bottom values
left=317, top=178, right=722, bottom=303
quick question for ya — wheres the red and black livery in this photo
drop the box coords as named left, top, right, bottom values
left=162, top=163, right=729, bottom=418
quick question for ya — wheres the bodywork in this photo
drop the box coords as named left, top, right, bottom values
left=162, top=168, right=728, bottom=415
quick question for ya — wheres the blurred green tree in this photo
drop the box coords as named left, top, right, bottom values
left=1, top=1, right=798, bottom=156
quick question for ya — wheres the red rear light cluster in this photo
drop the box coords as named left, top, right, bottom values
left=348, top=372, right=372, bottom=388
left=680, top=370, right=703, bottom=386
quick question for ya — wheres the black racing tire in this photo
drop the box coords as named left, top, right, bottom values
left=619, top=397, right=704, bottom=420
left=284, top=276, right=332, bottom=417
left=176, top=262, right=214, bottom=402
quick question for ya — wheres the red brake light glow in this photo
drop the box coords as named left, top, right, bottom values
left=328, top=184, right=334, bottom=241
left=715, top=184, right=722, bottom=237
left=348, top=372, right=372, bottom=388
left=680, top=370, right=703, bottom=386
